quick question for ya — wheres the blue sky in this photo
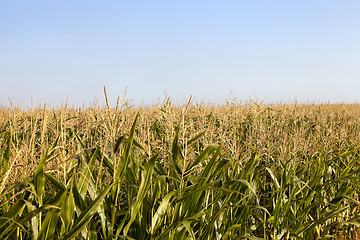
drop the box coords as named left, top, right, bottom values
left=1, top=1, right=360, bottom=107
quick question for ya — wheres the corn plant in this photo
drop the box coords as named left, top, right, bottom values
left=0, top=100, right=360, bottom=239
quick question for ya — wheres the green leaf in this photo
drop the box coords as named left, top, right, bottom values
left=186, top=145, right=218, bottom=172
left=124, top=152, right=159, bottom=235
left=151, top=191, right=177, bottom=234
left=170, top=122, right=182, bottom=178
left=77, top=148, right=99, bottom=198
left=33, top=152, right=48, bottom=206
left=0, top=199, right=26, bottom=229
left=266, top=167, right=280, bottom=189
left=37, top=209, right=60, bottom=240
left=116, top=113, right=139, bottom=179
left=61, top=187, right=75, bottom=233
left=72, top=183, right=86, bottom=212
left=180, top=220, right=196, bottom=239
left=45, top=172, right=65, bottom=191
left=114, top=135, right=126, bottom=153
left=187, top=130, right=206, bottom=146
left=98, top=151, right=114, bottom=176
left=62, top=183, right=113, bottom=240
left=33, top=137, right=59, bottom=206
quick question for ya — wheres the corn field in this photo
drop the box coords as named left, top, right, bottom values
left=1, top=98, right=360, bottom=239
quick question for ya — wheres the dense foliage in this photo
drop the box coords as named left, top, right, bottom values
left=1, top=99, right=360, bottom=239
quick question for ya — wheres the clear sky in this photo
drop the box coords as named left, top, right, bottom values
left=1, top=1, right=360, bottom=107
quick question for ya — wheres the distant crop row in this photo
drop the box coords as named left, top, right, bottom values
left=1, top=99, right=360, bottom=239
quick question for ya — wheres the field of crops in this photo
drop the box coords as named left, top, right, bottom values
left=1, top=98, right=360, bottom=239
